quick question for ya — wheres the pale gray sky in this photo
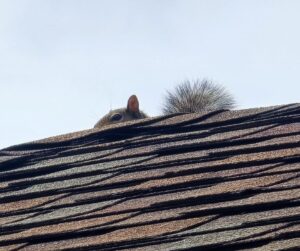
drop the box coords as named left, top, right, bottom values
left=0, top=0, right=299, bottom=149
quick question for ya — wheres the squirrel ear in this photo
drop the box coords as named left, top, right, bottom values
left=127, top=95, right=139, bottom=113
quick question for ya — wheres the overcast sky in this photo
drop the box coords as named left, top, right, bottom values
left=0, top=0, right=299, bottom=149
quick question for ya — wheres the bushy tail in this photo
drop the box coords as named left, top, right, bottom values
left=162, top=79, right=236, bottom=114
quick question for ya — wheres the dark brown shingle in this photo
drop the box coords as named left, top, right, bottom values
left=0, top=104, right=300, bottom=250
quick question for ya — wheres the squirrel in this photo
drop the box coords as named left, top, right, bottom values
left=94, top=79, right=235, bottom=128
left=94, top=95, right=148, bottom=128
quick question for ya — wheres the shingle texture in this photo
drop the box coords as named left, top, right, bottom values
left=0, top=104, right=300, bottom=251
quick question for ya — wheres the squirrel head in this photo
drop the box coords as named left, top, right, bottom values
left=94, top=95, right=148, bottom=128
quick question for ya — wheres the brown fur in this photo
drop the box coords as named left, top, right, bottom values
left=94, top=95, right=148, bottom=128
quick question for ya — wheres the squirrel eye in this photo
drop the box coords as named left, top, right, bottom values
left=110, top=113, right=123, bottom=122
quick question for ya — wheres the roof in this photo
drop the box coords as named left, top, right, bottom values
left=0, top=104, right=300, bottom=251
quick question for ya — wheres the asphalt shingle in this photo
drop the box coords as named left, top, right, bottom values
left=0, top=104, right=299, bottom=251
